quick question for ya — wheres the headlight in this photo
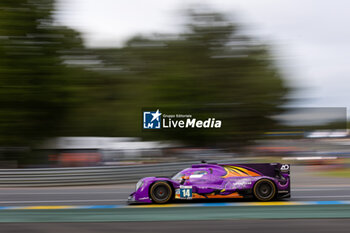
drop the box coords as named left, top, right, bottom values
left=136, top=180, right=144, bottom=191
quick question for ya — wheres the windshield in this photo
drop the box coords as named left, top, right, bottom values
left=171, top=172, right=185, bottom=181
left=172, top=169, right=208, bottom=181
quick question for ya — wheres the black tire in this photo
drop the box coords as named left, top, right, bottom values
left=149, top=181, right=173, bottom=204
left=253, top=179, right=276, bottom=201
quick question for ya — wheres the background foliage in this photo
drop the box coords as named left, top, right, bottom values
left=0, top=1, right=289, bottom=161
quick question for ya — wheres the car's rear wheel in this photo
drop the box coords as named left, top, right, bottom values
left=150, top=181, right=173, bottom=204
left=253, top=179, right=276, bottom=201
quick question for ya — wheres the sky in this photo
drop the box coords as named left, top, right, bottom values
left=56, top=0, right=350, bottom=116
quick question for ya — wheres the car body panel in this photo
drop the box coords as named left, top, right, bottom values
left=128, top=163, right=290, bottom=204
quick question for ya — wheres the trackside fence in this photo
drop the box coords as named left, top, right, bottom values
left=0, top=159, right=239, bottom=187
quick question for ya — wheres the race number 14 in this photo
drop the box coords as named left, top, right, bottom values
left=180, top=186, right=192, bottom=199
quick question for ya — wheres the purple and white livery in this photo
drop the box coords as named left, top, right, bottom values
left=128, top=162, right=290, bottom=204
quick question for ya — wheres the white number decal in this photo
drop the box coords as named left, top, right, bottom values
left=179, top=186, right=192, bottom=199
left=281, top=164, right=290, bottom=171
left=182, top=189, right=190, bottom=197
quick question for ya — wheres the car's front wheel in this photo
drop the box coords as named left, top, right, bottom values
left=253, top=179, right=276, bottom=201
left=149, top=181, right=173, bottom=204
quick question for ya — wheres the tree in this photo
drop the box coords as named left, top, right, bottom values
left=0, top=0, right=84, bottom=148
left=0, top=1, right=290, bottom=164
left=97, top=10, right=289, bottom=147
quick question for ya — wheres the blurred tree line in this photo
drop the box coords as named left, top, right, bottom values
left=0, top=0, right=289, bottom=162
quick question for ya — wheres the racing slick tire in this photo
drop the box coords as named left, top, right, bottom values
left=150, top=181, right=173, bottom=204
left=253, top=179, right=276, bottom=201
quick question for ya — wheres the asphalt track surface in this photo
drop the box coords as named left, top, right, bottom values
left=0, top=166, right=349, bottom=232
left=0, top=185, right=350, bottom=206
left=1, top=219, right=350, bottom=233
left=0, top=166, right=349, bottom=206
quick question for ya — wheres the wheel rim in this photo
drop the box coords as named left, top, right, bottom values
left=257, top=182, right=274, bottom=199
left=151, top=183, right=172, bottom=203
left=154, top=185, right=169, bottom=201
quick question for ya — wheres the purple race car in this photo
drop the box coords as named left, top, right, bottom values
left=128, top=162, right=290, bottom=204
